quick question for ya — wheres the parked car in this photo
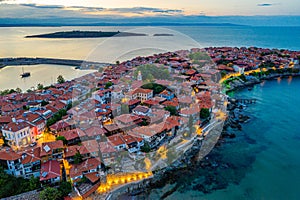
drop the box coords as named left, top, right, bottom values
left=30, top=142, right=37, bottom=147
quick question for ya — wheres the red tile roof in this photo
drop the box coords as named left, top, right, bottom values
left=69, top=158, right=101, bottom=178
left=0, top=148, right=21, bottom=161
left=21, top=147, right=41, bottom=164
left=58, top=129, right=82, bottom=141
left=84, top=126, right=107, bottom=138
left=81, top=140, right=99, bottom=154
left=40, top=140, right=64, bottom=157
left=107, top=134, right=126, bottom=147
left=40, top=160, right=61, bottom=181
left=99, top=141, right=116, bottom=154
left=2, top=121, right=30, bottom=132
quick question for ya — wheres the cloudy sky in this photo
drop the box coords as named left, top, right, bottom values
left=0, top=0, right=299, bottom=25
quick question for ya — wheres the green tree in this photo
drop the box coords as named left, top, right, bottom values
left=98, top=67, right=104, bottom=73
left=141, top=83, right=166, bottom=95
left=39, top=187, right=61, bottom=200
left=74, top=152, right=83, bottom=164
left=189, top=52, right=211, bottom=61
left=200, top=108, right=210, bottom=119
left=15, top=87, right=22, bottom=93
left=58, top=181, right=72, bottom=198
left=164, top=106, right=177, bottom=116
left=41, top=100, right=49, bottom=106
left=56, top=136, right=67, bottom=145
left=29, top=176, right=40, bottom=190
left=220, top=71, right=227, bottom=78
left=57, top=75, right=65, bottom=84
left=37, top=83, right=44, bottom=90
left=104, top=81, right=113, bottom=89
left=140, top=142, right=151, bottom=153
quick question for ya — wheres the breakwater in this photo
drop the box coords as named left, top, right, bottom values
left=0, top=57, right=110, bottom=69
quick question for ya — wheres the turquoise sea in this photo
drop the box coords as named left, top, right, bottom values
left=141, top=77, right=300, bottom=200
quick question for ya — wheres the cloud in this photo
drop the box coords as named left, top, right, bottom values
left=106, top=7, right=183, bottom=15
left=257, top=3, right=274, bottom=7
left=9, top=4, right=183, bottom=16
left=20, top=4, right=64, bottom=9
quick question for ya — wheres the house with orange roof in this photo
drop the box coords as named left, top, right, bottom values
left=2, top=120, right=35, bottom=148
left=0, top=148, right=23, bottom=176
left=58, top=128, right=84, bottom=145
left=20, top=147, right=41, bottom=178
left=98, top=141, right=117, bottom=166
left=122, top=134, right=144, bottom=153
left=114, top=114, right=143, bottom=128
left=129, top=88, right=153, bottom=102
left=81, top=140, right=101, bottom=158
left=84, top=126, right=107, bottom=141
left=131, top=122, right=167, bottom=148
left=64, top=145, right=80, bottom=163
left=40, top=160, right=61, bottom=185
left=19, top=112, right=46, bottom=136
left=40, top=140, right=64, bottom=162
left=180, top=104, right=201, bottom=119
left=107, top=134, right=127, bottom=151
left=49, top=120, right=72, bottom=133
left=69, top=158, right=102, bottom=182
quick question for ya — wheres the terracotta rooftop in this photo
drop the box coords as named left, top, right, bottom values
left=40, top=140, right=64, bottom=157
left=84, top=126, right=107, bottom=138
left=69, top=158, right=101, bottom=178
left=2, top=121, right=30, bottom=132
left=40, top=160, right=61, bottom=181
left=21, top=147, right=41, bottom=164
left=0, top=148, right=21, bottom=161
left=99, top=141, right=116, bottom=154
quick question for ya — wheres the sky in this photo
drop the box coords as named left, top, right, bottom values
left=0, top=0, right=300, bottom=25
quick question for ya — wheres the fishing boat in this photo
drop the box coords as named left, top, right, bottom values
left=20, top=66, right=31, bottom=78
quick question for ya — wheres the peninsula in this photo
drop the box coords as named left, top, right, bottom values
left=25, top=30, right=147, bottom=38
left=0, top=47, right=299, bottom=200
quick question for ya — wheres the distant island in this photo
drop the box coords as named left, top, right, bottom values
left=153, top=33, right=174, bottom=36
left=25, top=30, right=148, bottom=38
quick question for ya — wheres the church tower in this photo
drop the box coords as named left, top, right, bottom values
left=137, top=71, right=142, bottom=81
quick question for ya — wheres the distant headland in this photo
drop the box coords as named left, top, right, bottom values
left=25, top=31, right=148, bottom=38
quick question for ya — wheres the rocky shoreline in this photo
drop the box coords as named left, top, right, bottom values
left=225, top=71, right=300, bottom=93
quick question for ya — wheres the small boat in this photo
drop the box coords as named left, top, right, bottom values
left=20, top=66, right=31, bottom=78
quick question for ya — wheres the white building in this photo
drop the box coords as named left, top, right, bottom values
left=1, top=120, right=34, bottom=148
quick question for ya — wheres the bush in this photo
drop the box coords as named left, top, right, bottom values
left=0, top=167, right=40, bottom=198
left=200, top=108, right=210, bottom=119
left=141, top=83, right=166, bottom=95
left=164, top=106, right=177, bottom=116
left=56, top=136, right=67, bottom=145
left=39, top=187, right=61, bottom=200
left=140, top=142, right=151, bottom=153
